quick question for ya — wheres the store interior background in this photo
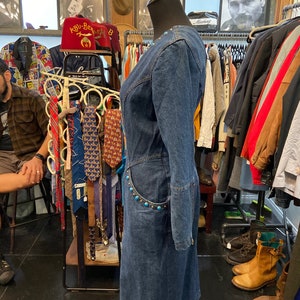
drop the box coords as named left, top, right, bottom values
left=0, top=0, right=299, bottom=235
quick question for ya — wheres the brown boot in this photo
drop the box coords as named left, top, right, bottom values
left=253, top=261, right=289, bottom=300
left=232, top=231, right=277, bottom=275
left=232, top=238, right=284, bottom=291
left=224, top=219, right=266, bottom=250
left=226, top=241, right=257, bottom=265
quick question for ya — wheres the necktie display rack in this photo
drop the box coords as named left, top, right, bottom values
left=43, top=50, right=122, bottom=292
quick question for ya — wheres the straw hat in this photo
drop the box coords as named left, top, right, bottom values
left=112, top=0, right=133, bottom=15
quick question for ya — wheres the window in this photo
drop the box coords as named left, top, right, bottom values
left=0, top=0, right=106, bottom=36
left=22, top=0, right=58, bottom=29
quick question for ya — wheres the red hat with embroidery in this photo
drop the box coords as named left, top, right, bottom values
left=60, top=16, right=96, bottom=52
left=92, top=22, right=112, bottom=51
left=102, top=23, right=121, bottom=53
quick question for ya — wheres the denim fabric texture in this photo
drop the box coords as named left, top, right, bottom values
left=120, top=26, right=206, bottom=300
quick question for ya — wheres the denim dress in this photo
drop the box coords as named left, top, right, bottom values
left=120, top=26, right=206, bottom=300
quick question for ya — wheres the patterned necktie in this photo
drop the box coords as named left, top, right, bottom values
left=49, top=96, right=65, bottom=230
left=103, top=109, right=122, bottom=169
left=82, top=105, right=101, bottom=181
left=71, top=101, right=87, bottom=214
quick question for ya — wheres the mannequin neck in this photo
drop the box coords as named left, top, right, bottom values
left=147, top=0, right=192, bottom=40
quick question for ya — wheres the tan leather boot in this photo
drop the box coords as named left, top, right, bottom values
left=232, top=239, right=284, bottom=291
left=253, top=261, right=289, bottom=300
left=232, top=232, right=277, bottom=275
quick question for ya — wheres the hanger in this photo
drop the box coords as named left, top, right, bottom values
left=19, top=36, right=31, bottom=43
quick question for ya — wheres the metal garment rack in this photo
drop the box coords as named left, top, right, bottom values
left=59, top=52, right=121, bottom=292
left=200, top=31, right=249, bottom=40
left=123, top=30, right=249, bottom=47
left=123, top=29, right=154, bottom=47
left=220, top=200, right=294, bottom=252
left=221, top=189, right=292, bottom=259
left=282, top=2, right=300, bottom=19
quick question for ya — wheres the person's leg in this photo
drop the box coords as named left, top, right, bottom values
left=0, top=150, right=19, bottom=174
left=0, top=151, right=20, bottom=285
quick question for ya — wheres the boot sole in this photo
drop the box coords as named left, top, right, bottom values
left=231, top=278, right=277, bottom=291
left=225, top=254, right=254, bottom=266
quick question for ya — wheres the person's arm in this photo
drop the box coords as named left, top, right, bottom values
left=0, top=173, right=32, bottom=193
left=19, top=106, right=76, bottom=184
left=19, top=132, right=51, bottom=184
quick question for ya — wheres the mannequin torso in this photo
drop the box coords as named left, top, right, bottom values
left=147, top=0, right=192, bottom=39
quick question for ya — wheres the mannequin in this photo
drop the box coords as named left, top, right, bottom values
left=147, top=0, right=192, bottom=39
left=119, top=0, right=206, bottom=299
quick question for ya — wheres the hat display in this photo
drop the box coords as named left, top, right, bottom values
left=93, top=22, right=112, bottom=51
left=102, top=23, right=121, bottom=53
left=60, top=16, right=96, bottom=52
left=112, top=0, right=133, bottom=15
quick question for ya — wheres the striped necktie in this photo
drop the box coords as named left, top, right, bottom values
left=49, top=96, right=65, bottom=229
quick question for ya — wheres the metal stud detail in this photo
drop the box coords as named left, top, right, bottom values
left=126, top=170, right=169, bottom=211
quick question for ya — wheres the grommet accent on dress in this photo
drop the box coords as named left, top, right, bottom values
left=125, top=170, right=169, bottom=211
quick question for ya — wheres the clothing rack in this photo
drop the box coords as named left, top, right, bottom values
left=200, top=32, right=249, bottom=40
left=217, top=22, right=294, bottom=258
left=282, top=2, right=300, bottom=18
left=123, top=30, right=249, bottom=49
left=124, top=30, right=153, bottom=46
left=282, top=2, right=300, bottom=12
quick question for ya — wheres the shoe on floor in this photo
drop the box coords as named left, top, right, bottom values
left=198, top=212, right=206, bottom=228
left=0, top=256, right=14, bottom=285
left=225, top=242, right=257, bottom=265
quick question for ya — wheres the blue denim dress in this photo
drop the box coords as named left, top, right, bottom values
left=120, top=26, right=206, bottom=300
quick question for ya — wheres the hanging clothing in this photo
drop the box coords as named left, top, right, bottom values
left=225, top=18, right=300, bottom=156
left=0, top=37, right=54, bottom=95
left=218, top=18, right=300, bottom=193
left=120, top=26, right=206, bottom=300
left=241, top=27, right=300, bottom=184
left=194, top=43, right=224, bottom=151
left=250, top=50, right=300, bottom=176
left=272, top=67, right=300, bottom=206
left=197, top=53, right=215, bottom=148
left=272, top=99, right=300, bottom=200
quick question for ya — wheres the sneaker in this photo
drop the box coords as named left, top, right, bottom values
left=0, top=256, right=14, bottom=285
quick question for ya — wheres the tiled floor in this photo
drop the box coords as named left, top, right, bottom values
left=0, top=193, right=290, bottom=300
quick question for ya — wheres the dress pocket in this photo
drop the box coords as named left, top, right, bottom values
left=125, top=167, right=170, bottom=211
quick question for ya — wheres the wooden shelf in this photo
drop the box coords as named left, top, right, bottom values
left=66, top=222, right=120, bottom=267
